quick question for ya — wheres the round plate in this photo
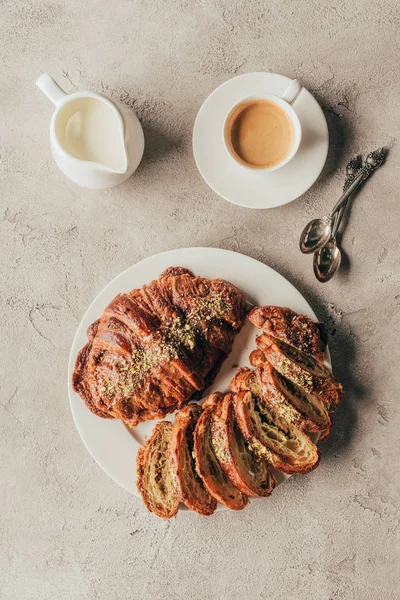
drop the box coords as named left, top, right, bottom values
left=68, top=248, right=330, bottom=500
left=193, top=72, right=329, bottom=209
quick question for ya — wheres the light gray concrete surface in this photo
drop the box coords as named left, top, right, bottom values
left=1, top=1, right=400, bottom=599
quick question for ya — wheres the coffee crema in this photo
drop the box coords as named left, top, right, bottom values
left=224, top=99, right=295, bottom=169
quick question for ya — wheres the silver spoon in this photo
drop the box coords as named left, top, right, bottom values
left=313, top=201, right=347, bottom=282
left=299, top=148, right=386, bottom=254
left=300, top=154, right=361, bottom=255
left=312, top=155, right=363, bottom=283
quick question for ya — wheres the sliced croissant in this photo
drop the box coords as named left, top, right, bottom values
left=248, top=305, right=327, bottom=362
left=230, top=367, right=260, bottom=395
left=193, top=394, right=248, bottom=510
left=258, top=363, right=331, bottom=440
left=211, top=393, right=276, bottom=497
left=249, top=348, right=267, bottom=368
left=170, top=404, right=217, bottom=516
left=231, top=365, right=330, bottom=439
left=256, top=334, right=344, bottom=407
left=136, top=421, right=179, bottom=519
left=232, top=385, right=320, bottom=475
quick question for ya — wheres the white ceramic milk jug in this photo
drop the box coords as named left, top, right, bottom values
left=36, top=73, right=145, bottom=189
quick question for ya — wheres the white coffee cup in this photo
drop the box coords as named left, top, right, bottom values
left=223, top=78, right=303, bottom=172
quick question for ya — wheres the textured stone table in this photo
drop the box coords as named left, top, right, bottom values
left=1, top=1, right=399, bottom=599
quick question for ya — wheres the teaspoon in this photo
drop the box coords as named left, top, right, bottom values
left=313, top=200, right=347, bottom=282
left=312, top=156, right=362, bottom=282
left=299, top=148, right=386, bottom=254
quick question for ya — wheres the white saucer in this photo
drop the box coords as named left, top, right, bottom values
left=193, top=72, right=329, bottom=209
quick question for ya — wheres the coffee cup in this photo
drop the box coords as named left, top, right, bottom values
left=223, top=79, right=302, bottom=172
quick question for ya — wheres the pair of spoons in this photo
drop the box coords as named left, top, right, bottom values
left=299, top=148, right=386, bottom=282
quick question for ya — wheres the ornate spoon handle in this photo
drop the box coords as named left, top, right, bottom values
left=330, top=154, right=362, bottom=239
left=343, top=154, right=363, bottom=191
left=330, top=148, right=386, bottom=216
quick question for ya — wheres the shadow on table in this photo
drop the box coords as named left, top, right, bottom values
left=294, top=280, right=364, bottom=458
left=290, top=90, right=367, bottom=434
left=226, top=248, right=365, bottom=459
left=313, top=92, right=356, bottom=182
left=316, top=305, right=363, bottom=459
left=140, top=123, right=184, bottom=166
left=285, top=262, right=365, bottom=456
left=273, top=271, right=364, bottom=458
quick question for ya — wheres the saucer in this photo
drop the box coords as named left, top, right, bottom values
left=193, top=72, right=329, bottom=209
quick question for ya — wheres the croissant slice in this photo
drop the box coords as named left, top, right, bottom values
left=136, top=421, right=179, bottom=519
left=170, top=404, right=217, bottom=516
left=258, top=363, right=332, bottom=440
left=249, top=348, right=266, bottom=368
left=193, top=394, right=248, bottom=510
left=248, top=305, right=327, bottom=362
left=256, top=334, right=344, bottom=407
left=233, top=389, right=320, bottom=475
left=230, top=367, right=260, bottom=395
left=230, top=365, right=330, bottom=439
left=211, top=393, right=276, bottom=497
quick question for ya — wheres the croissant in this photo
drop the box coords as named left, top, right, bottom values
left=211, top=392, right=276, bottom=497
left=230, top=364, right=329, bottom=438
left=255, top=334, right=344, bottom=407
left=134, top=303, right=345, bottom=518
left=257, top=363, right=331, bottom=440
left=136, top=421, right=179, bottom=519
left=170, top=404, right=217, bottom=516
left=248, top=305, right=327, bottom=363
left=233, top=387, right=320, bottom=475
left=72, top=267, right=246, bottom=427
left=193, top=394, right=248, bottom=510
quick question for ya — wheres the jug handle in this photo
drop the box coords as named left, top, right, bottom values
left=36, top=73, right=67, bottom=105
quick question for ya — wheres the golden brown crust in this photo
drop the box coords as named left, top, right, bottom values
left=159, top=267, right=195, bottom=279
left=257, top=363, right=332, bottom=439
left=193, top=398, right=248, bottom=510
left=249, top=348, right=266, bottom=368
left=229, top=367, right=259, bottom=395
left=170, top=404, right=217, bottom=516
left=233, top=390, right=320, bottom=475
left=256, top=334, right=344, bottom=407
left=72, top=320, right=114, bottom=419
left=202, top=392, right=224, bottom=410
left=248, top=305, right=327, bottom=363
left=211, top=393, right=276, bottom=497
left=231, top=363, right=332, bottom=442
left=134, top=304, right=343, bottom=517
left=72, top=268, right=246, bottom=427
left=136, top=421, right=179, bottom=519
left=72, top=330, right=114, bottom=419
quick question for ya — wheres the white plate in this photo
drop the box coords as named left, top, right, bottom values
left=193, top=72, right=329, bottom=209
left=68, top=248, right=329, bottom=501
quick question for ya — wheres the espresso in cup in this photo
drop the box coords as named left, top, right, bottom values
left=224, top=99, right=296, bottom=170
